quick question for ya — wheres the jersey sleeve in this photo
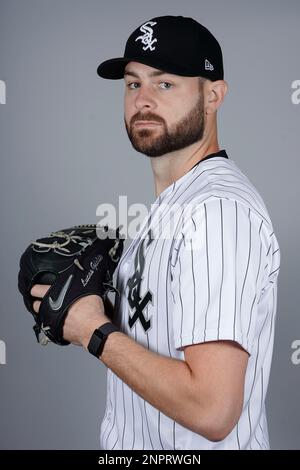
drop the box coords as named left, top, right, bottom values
left=169, top=197, right=273, bottom=354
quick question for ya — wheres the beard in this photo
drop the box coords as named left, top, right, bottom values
left=124, top=93, right=205, bottom=158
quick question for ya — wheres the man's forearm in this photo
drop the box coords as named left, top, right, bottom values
left=97, top=329, right=208, bottom=436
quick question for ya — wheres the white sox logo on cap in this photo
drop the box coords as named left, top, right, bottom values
left=135, top=21, right=158, bottom=51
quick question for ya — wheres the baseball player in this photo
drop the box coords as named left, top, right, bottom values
left=30, top=16, right=280, bottom=450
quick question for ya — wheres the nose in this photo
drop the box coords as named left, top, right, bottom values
left=134, top=85, right=157, bottom=111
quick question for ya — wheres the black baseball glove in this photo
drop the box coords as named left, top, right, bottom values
left=18, top=225, right=123, bottom=346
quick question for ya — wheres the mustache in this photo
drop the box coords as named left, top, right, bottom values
left=130, top=113, right=165, bottom=126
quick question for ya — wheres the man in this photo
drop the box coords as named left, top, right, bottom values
left=31, top=16, right=280, bottom=449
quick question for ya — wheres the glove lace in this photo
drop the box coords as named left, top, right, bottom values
left=31, top=230, right=94, bottom=253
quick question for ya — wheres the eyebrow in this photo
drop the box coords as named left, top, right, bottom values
left=124, top=69, right=171, bottom=78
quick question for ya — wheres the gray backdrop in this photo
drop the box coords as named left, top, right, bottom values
left=0, top=0, right=299, bottom=449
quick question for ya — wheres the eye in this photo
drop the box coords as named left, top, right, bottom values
left=159, top=82, right=173, bottom=90
left=127, top=82, right=140, bottom=90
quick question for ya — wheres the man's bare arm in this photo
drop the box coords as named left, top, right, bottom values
left=97, top=328, right=248, bottom=441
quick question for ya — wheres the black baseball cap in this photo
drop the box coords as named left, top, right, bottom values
left=97, top=15, right=224, bottom=81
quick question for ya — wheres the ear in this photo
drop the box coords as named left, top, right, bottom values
left=205, top=80, right=228, bottom=114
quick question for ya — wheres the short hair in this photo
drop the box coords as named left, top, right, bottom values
left=198, top=76, right=206, bottom=92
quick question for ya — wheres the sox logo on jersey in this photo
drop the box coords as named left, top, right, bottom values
left=127, top=230, right=153, bottom=331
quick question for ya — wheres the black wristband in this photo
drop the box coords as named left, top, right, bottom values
left=87, top=322, right=119, bottom=358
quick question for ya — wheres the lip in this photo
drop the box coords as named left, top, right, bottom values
left=134, top=121, right=162, bottom=127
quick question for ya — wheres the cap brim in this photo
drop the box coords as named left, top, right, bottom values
left=97, top=58, right=131, bottom=79
left=97, top=56, right=202, bottom=80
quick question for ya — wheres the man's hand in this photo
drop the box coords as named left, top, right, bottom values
left=30, top=284, right=110, bottom=349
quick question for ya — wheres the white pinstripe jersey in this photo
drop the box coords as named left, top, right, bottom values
left=100, top=150, right=280, bottom=450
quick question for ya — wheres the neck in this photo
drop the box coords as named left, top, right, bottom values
left=151, top=135, right=220, bottom=197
